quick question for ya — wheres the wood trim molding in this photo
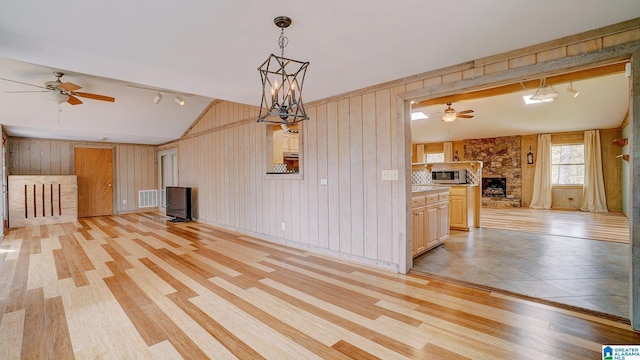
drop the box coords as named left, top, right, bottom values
left=474, top=17, right=640, bottom=67
left=413, top=62, right=627, bottom=107
left=180, top=99, right=222, bottom=138
left=401, top=40, right=640, bottom=103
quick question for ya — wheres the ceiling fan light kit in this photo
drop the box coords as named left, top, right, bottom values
left=257, top=16, right=310, bottom=124
left=441, top=102, right=473, bottom=122
left=52, top=93, right=70, bottom=104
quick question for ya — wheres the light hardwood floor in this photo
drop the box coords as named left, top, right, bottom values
left=1, top=213, right=639, bottom=359
left=481, top=207, right=630, bottom=243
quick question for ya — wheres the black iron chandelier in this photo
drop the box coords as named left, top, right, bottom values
left=257, top=16, right=309, bottom=124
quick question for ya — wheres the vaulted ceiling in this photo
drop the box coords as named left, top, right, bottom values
left=0, top=1, right=639, bottom=144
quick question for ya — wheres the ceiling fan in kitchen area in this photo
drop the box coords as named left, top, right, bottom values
left=441, top=102, right=474, bottom=122
left=0, top=71, right=115, bottom=105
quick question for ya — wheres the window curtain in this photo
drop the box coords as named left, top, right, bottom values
left=530, top=134, right=552, bottom=209
left=443, top=142, right=453, bottom=162
left=580, top=130, right=608, bottom=212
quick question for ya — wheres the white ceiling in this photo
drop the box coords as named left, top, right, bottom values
left=0, top=1, right=639, bottom=144
left=411, top=72, right=630, bottom=143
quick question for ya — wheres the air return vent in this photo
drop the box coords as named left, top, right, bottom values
left=138, top=190, right=158, bottom=208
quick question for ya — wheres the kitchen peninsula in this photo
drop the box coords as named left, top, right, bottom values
left=411, top=161, right=482, bottom=256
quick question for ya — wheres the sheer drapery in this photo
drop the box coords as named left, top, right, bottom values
left=530, top=134, right=552, bottom=209
left=444, top=142, right=453, bottom=162
left=581, top=130, right=608, bottom=212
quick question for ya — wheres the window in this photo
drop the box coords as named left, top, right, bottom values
left=551, top=144, right=584, bottom=185
left=426, top=152, right=444, bottom=163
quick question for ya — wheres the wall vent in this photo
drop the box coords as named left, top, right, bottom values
left=138, top=190, right=158, bottom=208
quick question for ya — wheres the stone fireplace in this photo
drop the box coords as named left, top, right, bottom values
left=464, top=136, right=522, bottom=207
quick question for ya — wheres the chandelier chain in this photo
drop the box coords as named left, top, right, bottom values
left=278, top=28, right=288, bottom=58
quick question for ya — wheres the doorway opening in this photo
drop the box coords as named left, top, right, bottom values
left=408, top=62, right=633, bottom=319
left=158, top=148, right=178, bottom=212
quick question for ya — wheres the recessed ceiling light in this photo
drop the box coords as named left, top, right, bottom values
left=411, top=111, right=428, bottom=120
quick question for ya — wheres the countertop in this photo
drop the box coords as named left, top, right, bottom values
left=411, top=185, right=449, bottom=195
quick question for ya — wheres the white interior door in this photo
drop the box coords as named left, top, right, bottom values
left=158, top=149, right=178, bottom=210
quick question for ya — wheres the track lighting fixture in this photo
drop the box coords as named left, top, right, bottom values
left=126, top=85, right=189, bottom=107
left=566, top=82, right=580, bottom=98
left=531, top=78, right=559, bottom=101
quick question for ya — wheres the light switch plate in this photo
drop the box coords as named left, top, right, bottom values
left=382, top=170, right=398, bottom=181
left=320, top=178, right=327, bottom=185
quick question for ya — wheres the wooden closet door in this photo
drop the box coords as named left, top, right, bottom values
left=74, top=148, right=113, bottom=217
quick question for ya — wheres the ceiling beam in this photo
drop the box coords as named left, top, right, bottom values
left=413, top=62, right=627, bottom=108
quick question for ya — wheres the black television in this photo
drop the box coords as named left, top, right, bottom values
left=166, top=186, right=192, bottom=222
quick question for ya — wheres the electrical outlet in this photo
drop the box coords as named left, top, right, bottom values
left=281, top=222, right=286, bottom=231
left=381, top=170, right=398, bottom=181
left=123, top=199, right=127, bottom=205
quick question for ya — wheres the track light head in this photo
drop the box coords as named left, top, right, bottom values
left=153, top=93, right=162, bottom=104
left=174, top=96, right=185, bottom=106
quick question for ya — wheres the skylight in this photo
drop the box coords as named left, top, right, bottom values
left=411, top=111, right=428, bottom=120
left=522, top=94, right=554, bottom=105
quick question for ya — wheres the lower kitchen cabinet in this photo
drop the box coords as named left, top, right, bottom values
left=412, top=189, right=450, bottom=257
left=449, top=185, right=478, bottom=231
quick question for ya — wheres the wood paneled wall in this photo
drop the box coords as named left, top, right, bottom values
left=116, top=144, right=157, bottom=212
left=177, top=95, right=406, bottom=271
left=7, top=138, right=156, bottom=214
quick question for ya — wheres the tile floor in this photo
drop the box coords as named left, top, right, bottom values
left=412, top=227, right=629, bottom=318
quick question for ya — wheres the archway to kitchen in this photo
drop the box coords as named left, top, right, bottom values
left=402, top=55, right=636, bottom=323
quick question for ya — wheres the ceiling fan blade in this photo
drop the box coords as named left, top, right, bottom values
left=67, top=95, right=83, bottom=105
left=0, top=77, right=47, bottom=89
left=457, top=109, right=474, bottom=115
left=457, top=115, right=474, bottom=119
left=5, top=90, right=49, bottom=93
left=58, top=82, right=82, bottom=91
left=74, top=92, right=115, bottom=102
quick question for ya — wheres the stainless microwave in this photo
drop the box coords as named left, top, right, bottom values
left=431, top=169, right=466, bottom=184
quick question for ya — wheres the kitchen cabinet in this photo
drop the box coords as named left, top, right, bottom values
left=282, top=132, right=299, bottom=152
left=449, top=185, right=478, bottom=231
left=412, top=188, right=450, bottom=257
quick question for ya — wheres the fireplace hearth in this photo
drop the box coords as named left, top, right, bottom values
left=482, top=178, right=507, bottom=198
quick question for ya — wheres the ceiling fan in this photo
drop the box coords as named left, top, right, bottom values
left=441, top=102, right=473, bottom=122
left=0, top=71, right=115, bottom=105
